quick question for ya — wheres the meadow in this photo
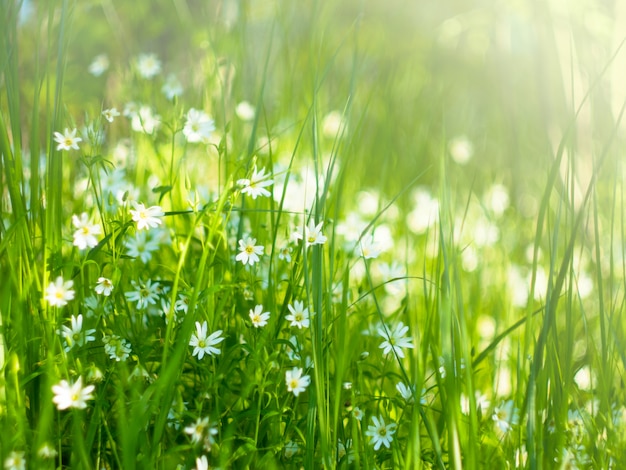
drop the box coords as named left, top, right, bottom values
left=1, top=0, right=626, bottom=468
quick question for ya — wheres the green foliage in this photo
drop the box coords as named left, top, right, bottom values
left=2, top=0, right=626, bottom=469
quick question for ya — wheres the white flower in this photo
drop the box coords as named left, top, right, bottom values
left=136, top=53, right=161, bottom=79
left=249, top=304, right=270, bottom=328
left=286, top=300, right=310, bottom=329
left=322, top=110, right=346, bottom=138
left=88, top=54, right=109, bottom=76
left=45, top=276, right=75, bottom=307
left=235, top=236, right=264, bottom=266
left=184, top=417, right=209, bottom=444
left=183, top=108, right=215, bottom=143
left=130, top=202, right=164, bottom=230
left=162, top=74, right=184, bottom=100
left=37, top=443, right=57, bottom=459
left=194, top=455, right=209, bottom=470
left=102, top=108, right=120, bottom=123
left=284, top=440, right=299, bottom=459
left=377, top=321, right=414, bottom=358
left=237, top=166, right=273, bottom=199
left=235, top=101, right=255, bottom=121
left=278, top=243, right=292, bottom=262
left=95, top=277, right=114, bottom=296
left=127, top=104, right=161, bottom=134
left=174, top=294, right=190, bottom=314
left=396, top=382, right=415, bottom=403
left=125, top=279, right=160, bottom=309
left=358, top=235, right=382, bottom=259
left=189, top=321, right=224, bottom=359
left=54, top=128, right=82, bottom=151
left=125, top=230, right=161, bottom=262
left=3, top=451, right=25, bottom=470
left=103, top=334, right=132, bottom=362
left=294, top=220, right=327, bottom=247
left=365, top=415, right=397, bottom=451
left=352, top=407, right=364, bottom=421
left=285, top=367, right=311, bottom=396
left=52, top=376, right=95, bottom=410
left=448, top=135, right=474, bottom=165
left=72, top=213, right=101, bottom=250
left=59, top=314, right=96, bottom=352
left=492, top=400, right=520, bottom=433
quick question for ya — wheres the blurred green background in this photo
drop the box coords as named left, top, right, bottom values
left=14, top=0, right=626, bottom=203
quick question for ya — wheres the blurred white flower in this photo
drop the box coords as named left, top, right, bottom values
left=162, top=74, right=184, bottom=100
left=235, top=101, right=255, bottom=121
left=183, top=108, right=215, bottom=143
left=448, top=135, right=474, bottom=165
left=102, top=107, right=120, bottom=123
left=136, top=53, right=161, bottom=79
left=72, top=213, right=101, bottom=250
left=492, top=400, right=519, bottom=433
left=88, top=54, right=109, bottom=76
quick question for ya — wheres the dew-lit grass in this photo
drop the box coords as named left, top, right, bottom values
left=2, top=0, right=626, bottom=468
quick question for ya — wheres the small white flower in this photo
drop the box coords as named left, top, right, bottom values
left=37, top=443, right=57, bottom=459
left=189, top=321, right=224, bottom=359
left=88, top=54, right=109, bottom=76
left=184, top=417, right=209, bottom=444
left=285, top=367, right=311, bottom=397
left=235, top=236, right=264, bottom=266
left=94, top=277, right=114, bottom=296
left=448, top=135, right=474, bottom=165
left=59, top=314, right=96, bottom=352
left=102, top=108, right=120, bottom=123
left=162, top=74, right=184, bottom=100
left=125, top=279, right=160, bottom=309
left=294, top=220, right=327, bottom=247
left=377, top=321, right=414, bottom=358
left=194, top=455, right=209, bottom=470
left=45, top=276, right=75, bottom=307
left=4, top=451, right=25, bottom=470
left=286, top=300, right=310, bottom=329
left=492, top=400, right=520, bottom=433
left=130, top=202, right=164, bottom=230
left=103, top=334, right=132, bottom=362
left=237, top=166, right=273, bottom=199
left=278, top=243, right=292, bottom=262
left=396, top=382, right=415, bottom=403
left=52, top=376, right=95, bottom=410
left=54, top=128, right=82, bottom=151
left=235, top=101, right=255, bottom=121
left=126, top=104, right=161, bottom=134
left=365, top=415, right=397, bottom=451
left=352, top=407, right=364, bottom=421
left=249, top=304, right=270, bottom=328
left=358, top=235, right=382, bottom=259
left=284, top=440, right=299, bottom=459
left=183, top=108, right=215, bottom=143
left=72, top=213, right=102, bottom=250
left=136, top=53, right=161, bottom=79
